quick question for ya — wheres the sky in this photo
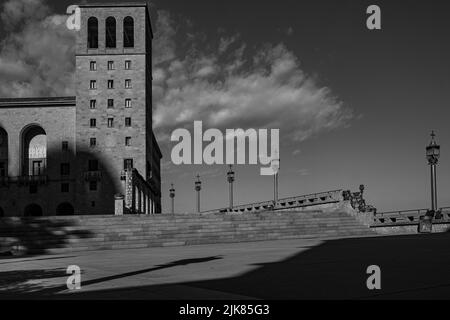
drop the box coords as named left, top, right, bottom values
left=0, top=0, right=449, bottom=213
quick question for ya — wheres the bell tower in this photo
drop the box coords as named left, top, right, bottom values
left=74, top=2, right=161, bottom=214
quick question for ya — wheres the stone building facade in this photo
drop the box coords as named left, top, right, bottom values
left=0, top=3, right=162, bottom=217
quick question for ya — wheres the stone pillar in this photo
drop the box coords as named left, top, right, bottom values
left=124, top=170, right=134, bottom=213
left=114, top=194, right=124, bottom=215
left=137, top=185, right=142, bottom=214
left=134, top=185, right=138, bottom=213
left=151, top=194, right=154, bottom=214
left=143, top=192, right=147, bottom=214
left=141, top=190, right=145, bottom=214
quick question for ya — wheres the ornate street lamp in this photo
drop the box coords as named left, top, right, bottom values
left=227, top=165, right=235, bottom=210
left=426, top=131, right=440, bottom=217
left=273, top=153, right=280, bottom=206
left=169, top=183, right=175, bottom=214
left=195, top=174, right=202, bottom=213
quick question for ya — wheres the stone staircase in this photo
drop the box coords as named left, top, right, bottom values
left=0, top=209, right=376, bottom=255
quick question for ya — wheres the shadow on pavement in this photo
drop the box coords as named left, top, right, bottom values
left=0, top=256, right=223, bottom=299
left=61, top=233, right=450, bottom=299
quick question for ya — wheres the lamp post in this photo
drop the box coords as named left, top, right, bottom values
left=195, top=174, right=202, bottom=213
left=227, top=165, right=235, bottom=210
left=426, top=131, right=440, bottom=217
left=273, top=152, right=280, bottom=206
left=169, top=183, right=175, bottom=214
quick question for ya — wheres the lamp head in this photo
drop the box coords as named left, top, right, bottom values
left=426, top=131, right=440, bottom=164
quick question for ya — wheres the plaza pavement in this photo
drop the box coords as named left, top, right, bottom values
left=1, top=232, right=450, bottom=299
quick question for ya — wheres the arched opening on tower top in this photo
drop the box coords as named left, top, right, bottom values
left=88, top=17, right=98, bottom=48
left=123, top=16, right=134, bottom=48
left=106, top=17, right=116, bottom=48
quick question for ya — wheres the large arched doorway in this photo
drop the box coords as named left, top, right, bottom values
left=21, top=125, right=46, bottom=177
left=56, top=202, right=74, bottom=216
left=24, top=204, right=43, bottom=217
left=0, top=127, right=8, bottom=179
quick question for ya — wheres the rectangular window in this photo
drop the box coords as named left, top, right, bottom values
left=108, top=80, right=114, bottom=89
left=61, top=183, right=69, bottom=193
left=107, top=61, right=114, bottom=70
left=90, top=100, right=96, bottom=109
left=60, top=163, right=70, bottom=176
left=88, top=159, right=99, bottom=171
left=124, top=158, right=133, bottom=170
left=125, top=60, right=131, bottom=70
left=32, top=161, right=43, bottom=176
left=89, top=181, right=97, bottom=191
left=90, top=118, right=96, bottom=128
left=107, top=99, right=114, bottom=108
left=90, top=80, right=97, bottom=90
left=107, top=118, right=114, bottom=128
left=125, top=117, right=131, bottom=127
left=125, top=99, right=131, bottom=108
left=90, top=137, right=96, bottom=147
left=90, top=61, right=97, bottom=71
left=62, top=141, right=69, bottom=151
left=125, top=137, right=132, bottom=146
left=125, top=79, right=131, bottom=88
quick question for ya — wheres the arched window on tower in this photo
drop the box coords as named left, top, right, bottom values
left=87, top=17, right=98, bottom=49
left=123, top=16, right=134, bottom=48
left=105, top=17, right=116, bottom=48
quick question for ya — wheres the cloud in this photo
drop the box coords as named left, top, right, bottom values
left=152, top=13, right=352, bottom=147
left=218, top=34, right=239, bottom=54
left=0, top=0, right=76, bottom=98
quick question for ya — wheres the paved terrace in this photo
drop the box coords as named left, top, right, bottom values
left=1, top=233, right=450, bottom=299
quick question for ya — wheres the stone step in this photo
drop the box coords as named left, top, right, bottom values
left=6, top=226, right=372, bottom=248
left=23, top=230, right=375, bottom=254
left=3, top=222, right=367, bottom=239
left=0, top=210, right=376, bottom=254
left=0, top=216, right=364, bottom=231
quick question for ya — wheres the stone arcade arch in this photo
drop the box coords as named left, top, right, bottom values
left=21, top=125, right=46, bottom=176
left=24, top=204, right=43, bottom=217
left=56, top=202, right=74, bottom=216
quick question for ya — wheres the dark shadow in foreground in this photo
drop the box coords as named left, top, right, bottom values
left=59, top=233, right=450, bottom=300
left=0, top=217, right=94, bottom=256
left=0, top=256, right=222, bottom=299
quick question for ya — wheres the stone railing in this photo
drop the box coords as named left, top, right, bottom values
left=202, top=189, right=343, bottom=214
left=372, top=207, right=450, bottom=227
